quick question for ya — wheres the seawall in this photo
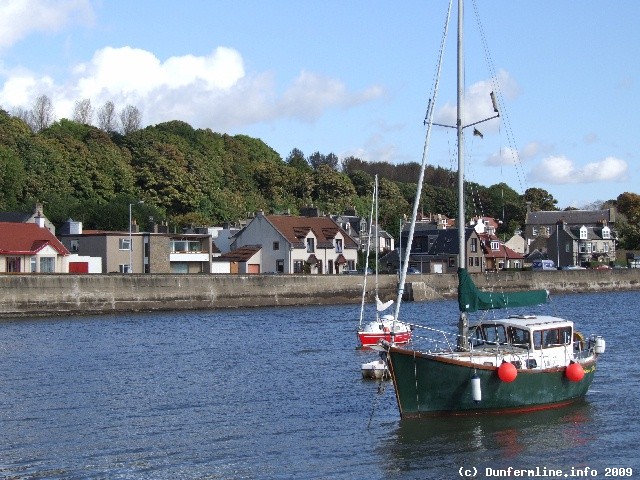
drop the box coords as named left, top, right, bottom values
left=1, top=269, right=639, bottom=318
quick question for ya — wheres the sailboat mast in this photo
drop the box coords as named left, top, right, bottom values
left=456, top=0, right=469, bottom=350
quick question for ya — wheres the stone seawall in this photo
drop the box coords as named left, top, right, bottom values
left=1, top=269, right=639, bottom=318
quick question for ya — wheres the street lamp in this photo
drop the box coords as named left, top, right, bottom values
left=129, top=201, right=143, bottom=273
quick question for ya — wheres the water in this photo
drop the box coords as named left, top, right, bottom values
left=0, top=291, right=638, bottom=479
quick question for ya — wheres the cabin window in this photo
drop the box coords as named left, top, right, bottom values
left=534, top=327, right=572, bottom=349
left=482, top=324, right=507, bottom=345
left=507, top=327, right=530, bottom=348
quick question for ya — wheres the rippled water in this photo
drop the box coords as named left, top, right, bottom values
left=0, top=291, right=638, bottom=479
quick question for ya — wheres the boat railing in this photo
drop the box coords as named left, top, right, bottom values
left=407, top=323, right=457, bottom=352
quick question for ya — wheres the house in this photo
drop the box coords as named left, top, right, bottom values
left=388, top=227, right=483, bottom=274
left=57, top=220, right=213, bottom=274
left=477, top=232, right=524, bottom=270
left=524, top=207, right=616, bottom=255
left=231, top=211, right=358, bottom=274
left=547, top=221, right=616, bottom=268
left=331, top=209, right=395, bottom=253
left=0, top=203, right=56, bottom=234
left=0, top=222, right=69, bottom=273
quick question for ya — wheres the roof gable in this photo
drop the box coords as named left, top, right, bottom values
left=0, top=222, right=69, bottom=255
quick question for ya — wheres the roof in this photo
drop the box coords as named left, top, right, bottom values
left=478, top=233, right=524, bottom=260
left=526, top=208, right=615, bottom=226
left=478, top=315, right=573, bottom=330
left=0, top=222, right=69, bottom=255
left=264, top=215, right=358, bottom=249
left=426, top=228, right=476, bottom=255
left=214, top=245, right=261, bottom=262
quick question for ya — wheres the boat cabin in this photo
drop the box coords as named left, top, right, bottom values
left=467, top=315, right=578, bottom=369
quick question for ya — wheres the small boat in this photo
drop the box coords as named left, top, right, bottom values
left=357, top=175, right=412, bottom=348
left=379, top=0, right=605, bottom=417
left=361, top=358, right=390, bottom=380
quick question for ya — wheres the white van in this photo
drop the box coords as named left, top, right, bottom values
left=531, top=259, right=555, bottom=271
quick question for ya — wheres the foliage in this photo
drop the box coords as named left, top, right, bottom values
left=0, top=109, right=633, bottom=244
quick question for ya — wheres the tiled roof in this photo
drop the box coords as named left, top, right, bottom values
left=215, top=245, right=261, bottom=262
left=0, top=222, right=69, bottom=255
left=265, top=215, right=358, bottom=249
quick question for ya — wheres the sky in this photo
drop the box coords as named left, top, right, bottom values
left=0, top=0, right=638, bottom=210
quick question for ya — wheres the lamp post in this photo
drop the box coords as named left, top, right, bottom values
left=128, top=203, right=133, bottom=273
left=128, top=201, right=143, bottom=273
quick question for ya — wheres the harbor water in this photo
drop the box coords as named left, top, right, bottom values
left=0, top=291, right=638, bottom=479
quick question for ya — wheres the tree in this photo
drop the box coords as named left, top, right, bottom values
left=616, top=192, right=640, bottom=249
left=97, top=101, right=117, bottom=132
left=523, top=187, right=558, bottom=211
left=73, top=99, right=94, bottom=125
left=119, top=105, right=142, bottom=135
left=29, top=94, right=55, bottom=132
left=286, top=148, right=311, bottom=171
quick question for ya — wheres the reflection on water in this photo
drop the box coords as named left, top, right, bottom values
left=381, top=401, right=596, bottom=477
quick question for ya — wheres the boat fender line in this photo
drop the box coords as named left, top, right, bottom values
left=497, top=360, right=517, bottom=383
left=565, top=361, right=585, bottom=382
left=471, top=374, right=481, bottom=403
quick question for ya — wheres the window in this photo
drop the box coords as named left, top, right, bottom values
left=491, top=241, right=500, bottom=251
left=6, top=257, right=21, bottom=272
left=534, top=327, right=572, bottom=349
left=579, top=226, right=588, bottom=239
left=306, top=238, right=315, bottom=253
left=293, top=260, right=304, bottom=273
left=276, top=259, right=284, bottom=273
left=475, top=257, right=480, bottom=267
left=170, top=239, right=202, bottom=253
left=602, top=227, right=610, bottom=239
left=469, top=257, right=473, bottom=267
left=273, top=241, right=280, bottom=251
left=565, top=242, right=570, bottom=253
left=507, top=327, right=530, bottom=348
left=470, top=238, right=477, bottom=252
left=532, top=227, right=539, bottom=236
left=30, top=257, right=37, bottom=272
left=119, top=264, right=131, bottom=273
left=604, top=243, right=609, bottom=253
left=482, top=324, right=507, bottom=344
left=70, top=240, right=79, bottom=252
left=119, top=238, right=131, bottom=251
left=448, top=257, right=456, bottom=267
left=335, top=238, right=343, bottom=253
left=39, top=257, right=55, bottom=273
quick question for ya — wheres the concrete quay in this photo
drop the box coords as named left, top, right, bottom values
left=1, top=269, right=638, bottom=318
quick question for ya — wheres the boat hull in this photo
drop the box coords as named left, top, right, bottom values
left=386, top=347, right=597, bottom=417
left=358, top=330, right=412, bottom=347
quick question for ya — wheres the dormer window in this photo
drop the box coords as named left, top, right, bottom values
left=491, top=240, right=500, bottom=251
left=580, top=226, right=588, bottom=240
left=602, top=226, right=610, bottom=239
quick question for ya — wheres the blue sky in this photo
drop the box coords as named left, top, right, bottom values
left=1, top=0, right=638, bottom=210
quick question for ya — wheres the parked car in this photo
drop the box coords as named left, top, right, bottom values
left=594, top=264, right=612, bottom=270
left=561, top=265, right=586, bottom=270
left=406, top=267, right=421, bottom=275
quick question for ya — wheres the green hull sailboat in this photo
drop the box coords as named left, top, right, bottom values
left=379, top=0, right=605, bottom=417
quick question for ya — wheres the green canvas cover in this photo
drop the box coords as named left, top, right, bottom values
left=457, top=268, right=548, bottom=313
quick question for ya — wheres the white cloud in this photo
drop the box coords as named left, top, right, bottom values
left=528, top=155, right=628, bottom=184
left=483, top=142, right=541, bottom=167
left=434, top=69, right=518, bottom=133
left=0, top=0, right=93, bottom=48
left=0, top=45, right=383, bottom=130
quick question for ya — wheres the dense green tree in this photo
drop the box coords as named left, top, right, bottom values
left=523, top=187, right=558, bottom=212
